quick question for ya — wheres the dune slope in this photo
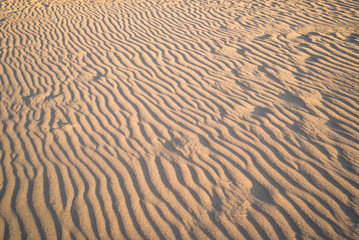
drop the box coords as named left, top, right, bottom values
left=1, top=0, right=359, bottom=239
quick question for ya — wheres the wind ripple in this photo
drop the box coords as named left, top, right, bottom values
left=1, top=0, right=359, bottom=239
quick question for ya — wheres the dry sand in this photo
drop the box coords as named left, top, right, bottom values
left=1, top=0, right=359, bottom=239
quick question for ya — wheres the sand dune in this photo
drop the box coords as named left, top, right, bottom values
left=1, top=0, right=359, bottom=239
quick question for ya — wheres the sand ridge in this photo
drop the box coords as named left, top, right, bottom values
left=1, top=0, right=359, bottom=239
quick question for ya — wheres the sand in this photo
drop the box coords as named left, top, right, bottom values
left=0, top=0, right=359, bottom=239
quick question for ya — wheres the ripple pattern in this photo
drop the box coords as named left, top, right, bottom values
left=1, top=0, right=359, bottom=239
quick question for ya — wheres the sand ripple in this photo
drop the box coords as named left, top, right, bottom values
left=1, top=0, right=359, bottom=239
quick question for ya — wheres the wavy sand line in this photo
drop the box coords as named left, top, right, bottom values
left=1, top=0, right=359, bottom=239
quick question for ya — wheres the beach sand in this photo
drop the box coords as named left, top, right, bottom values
left=1, top=0, right=359, bottom=239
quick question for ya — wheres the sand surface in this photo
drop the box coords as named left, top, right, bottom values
left=1, top=0, right=359, bottom=239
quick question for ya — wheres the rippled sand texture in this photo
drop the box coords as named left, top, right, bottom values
left=1, top=0, right=359, bottom=239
